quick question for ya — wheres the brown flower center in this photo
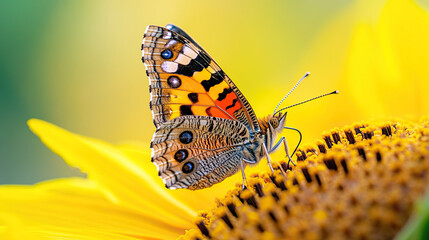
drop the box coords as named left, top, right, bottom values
left=180, top=119, right=429, bottom=240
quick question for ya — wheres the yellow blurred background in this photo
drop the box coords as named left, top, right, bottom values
left=1, top=0, right=428, bottom=184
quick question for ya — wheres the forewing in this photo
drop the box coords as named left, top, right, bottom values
left=151, top=116, right=249, bottom=190
left=142, top=25, right=261, bottom=132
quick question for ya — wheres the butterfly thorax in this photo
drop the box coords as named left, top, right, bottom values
left=242, top=132, right=265, bottom=164
left=241, top=113, right=286, bottom=164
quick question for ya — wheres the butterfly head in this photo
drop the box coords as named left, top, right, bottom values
left=259, top=112, right=287, bottom=149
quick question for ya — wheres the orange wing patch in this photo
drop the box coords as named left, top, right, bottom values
left=143, top=25, right=245, bottom=127
left=215, top=88, right=243, bottom=117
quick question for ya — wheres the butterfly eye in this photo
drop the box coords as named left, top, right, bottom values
left=270, top=118, right=279, bottom=128
left=161, top=49, right=173, bottom=59
left=174, top=149, right=188, bottom=162
left=167, top=76, right=181, bottom=88
left=179, top=131, right=193, bottom=144
left=182, top=162, right=195, bottom=173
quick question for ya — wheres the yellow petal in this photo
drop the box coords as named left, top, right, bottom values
left=0, top=178, right=183, bottom=240
left=0, top=212, right=45, bottom=240
left=346, top=0, right=429, bottom=118
left=117, top=144, right=247, bottom=211
left=27, top=119, right=196, bottom=229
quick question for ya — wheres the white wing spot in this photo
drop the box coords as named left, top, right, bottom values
left=161, top=62, right=178, bottom=73
left=183, top=46, right=198, bottom=59
left=165, top=40, right=177, bottom=48
left=175, top=53, right=192, bottom=65
left=163, top=31, right=172, bottom=39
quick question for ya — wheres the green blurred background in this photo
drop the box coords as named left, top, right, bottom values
left=1, top=0, right=429, bottom=184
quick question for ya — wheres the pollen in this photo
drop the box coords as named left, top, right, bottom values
left=179, top=119, right=429, bottom=240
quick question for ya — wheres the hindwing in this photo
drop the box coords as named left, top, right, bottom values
left=151, top=116, right=249, bottom=190
left=142, top=25, right=261, bottom=132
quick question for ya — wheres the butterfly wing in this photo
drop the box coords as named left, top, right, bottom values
left=151, top=115, right=249, bottom=190
left=142, top=25, right=262, bottom=189
left=142, top=25, right=261, bottom=132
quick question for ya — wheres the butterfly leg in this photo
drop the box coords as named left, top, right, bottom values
left=240, top=160, right=247, bottom=190
left=281, top=136, right=296, bottom=167
left=269, top=137, right=296, bottom=168
left=262, top=143, right=275, bottom=174
left=269, top=137, right=284, bottom=154
left=270, top=126, right=302, bottom=169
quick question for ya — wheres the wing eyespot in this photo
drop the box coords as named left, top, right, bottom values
left=161, top=49, right=173, bottom=59
left=179, top=131, right=193, bottom=144
left=167, top=76, right=181, bottom=88
left=174, top=149, right=188, bottom=162
left=182, top=162, right=195, bottom=173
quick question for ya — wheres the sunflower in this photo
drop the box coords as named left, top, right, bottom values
left=0, top=118, right=428, bottom=240
left=2, top=1, right=429, bottom=240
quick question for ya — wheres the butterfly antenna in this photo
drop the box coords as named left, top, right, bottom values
left=273, top=72, right=310, bottom=116
left=275, top=90, right=339, bottom=114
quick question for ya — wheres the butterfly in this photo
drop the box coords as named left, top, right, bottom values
left=141, top=24, right=328, bottom=190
